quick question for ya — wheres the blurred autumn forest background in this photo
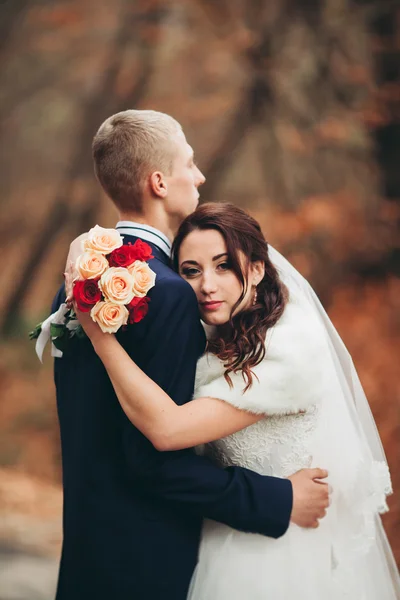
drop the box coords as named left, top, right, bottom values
left=0, top=0, right=399, bottom=597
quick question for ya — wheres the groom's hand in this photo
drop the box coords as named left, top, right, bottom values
left=288, top=468, right=330, bottom=528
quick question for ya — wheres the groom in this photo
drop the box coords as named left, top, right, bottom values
left=52, top=110, right=329, bottom=600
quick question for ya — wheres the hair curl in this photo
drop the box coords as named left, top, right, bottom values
left=172, top=203, right=288, bottom=391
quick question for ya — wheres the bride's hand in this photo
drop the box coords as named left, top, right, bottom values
left=75, top=305, right=103, bottom=342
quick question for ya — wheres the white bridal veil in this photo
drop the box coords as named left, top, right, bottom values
left=268, top=245, right=400, bottom=595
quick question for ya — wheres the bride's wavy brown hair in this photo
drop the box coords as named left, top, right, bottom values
left=172, top=203, right=288, bottom=391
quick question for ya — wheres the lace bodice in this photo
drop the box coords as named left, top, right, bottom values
left=202, top=404, right=319, bottom=477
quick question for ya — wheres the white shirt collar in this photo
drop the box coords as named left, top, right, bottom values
left=116, top=221, right=172, bottom=258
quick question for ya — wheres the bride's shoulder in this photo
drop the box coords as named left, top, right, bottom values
left=272, top=285, right=326, bottom=350
left=193, top=292, right=330, bottom=415
left=195, top=351, right=223, bottom=390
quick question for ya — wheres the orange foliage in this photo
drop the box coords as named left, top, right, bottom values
left=33, top=6, right=83, bottom=28
left=330, top=280, right=400, bottom=562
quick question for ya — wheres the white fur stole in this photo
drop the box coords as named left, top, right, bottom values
left=194, top=289, right=329, bottom=416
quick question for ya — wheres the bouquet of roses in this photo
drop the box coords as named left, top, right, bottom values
left=30, top=225, right=156, bottom=360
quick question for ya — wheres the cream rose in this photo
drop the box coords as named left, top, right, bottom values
left=99, top=267, right=135, bottom=305
left=83, top=225, right=123, bottom=255
left=90, top=301, right=129, bottom=333
left=76, top=251, right=109, bottom=280
left=128, top=260, right=156, bottom=298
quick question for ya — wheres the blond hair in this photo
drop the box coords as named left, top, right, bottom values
left=92, top=110, right=182, bottom=212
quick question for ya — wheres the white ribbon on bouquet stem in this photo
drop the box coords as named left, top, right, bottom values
left=35, top=303, right=79, bottom=362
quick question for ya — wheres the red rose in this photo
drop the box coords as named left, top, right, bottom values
left=73, top=279, right=102, bottom=312
left=131, top=239, right=154, bottom=262
left=127, top=296, right=150, bottom=324
left=108, top=245, right=138, bottom=268
left=108, top=240, right=154, bottom=267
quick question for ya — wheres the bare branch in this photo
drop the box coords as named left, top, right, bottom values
left=201, top=77, right=272, bottom=202
left=1, top=4, right=164, bottom=334
left=0, top=0, right=29, bottom=59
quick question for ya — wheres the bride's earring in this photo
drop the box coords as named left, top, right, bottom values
left=253, top=285, right=258, bottom=306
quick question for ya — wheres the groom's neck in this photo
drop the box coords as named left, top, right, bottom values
left=118, top=209, right=178, bottom=243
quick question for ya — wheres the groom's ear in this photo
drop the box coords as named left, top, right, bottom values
left=149, top=171, right=168, bottom=199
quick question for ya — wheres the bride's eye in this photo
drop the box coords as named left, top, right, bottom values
left=217, top=261, right=231, bottom=271
left=181, top=267, right=200, bottom=277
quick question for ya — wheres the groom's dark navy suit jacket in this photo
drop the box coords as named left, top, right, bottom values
left=52, top=234, right=293, bottom=600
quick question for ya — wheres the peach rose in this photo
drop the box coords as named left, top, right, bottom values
left=75, top=251, right=109, bottom=280
left=128, top=260, right=156, bottom=298
left=99, top=267, right=135, bottom=305
left=83, top=225, right=123, bottom=255
left=90, top=301, right=129, bottom=333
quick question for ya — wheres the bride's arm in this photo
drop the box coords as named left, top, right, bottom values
left=87, top=323, right=262, bottom=451
left=64, top=238, right=261, bottom=450
left=93, top=330, right=261, bottom=450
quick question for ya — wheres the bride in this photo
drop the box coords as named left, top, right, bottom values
left=67, top=203, right=399, bottom=599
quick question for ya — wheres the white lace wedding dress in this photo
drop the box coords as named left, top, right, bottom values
left=188, top=248, right=400, bottom=600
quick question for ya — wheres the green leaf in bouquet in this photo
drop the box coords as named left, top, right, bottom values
left=74, top=324, right=86, bottom=340
left=29, top=322, right=43, bottom=340
left=50, top=323, right=66, bottom=338
left=52, top=335, right=70, bottom=353
left=65, top=308, right=77, bottom=323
